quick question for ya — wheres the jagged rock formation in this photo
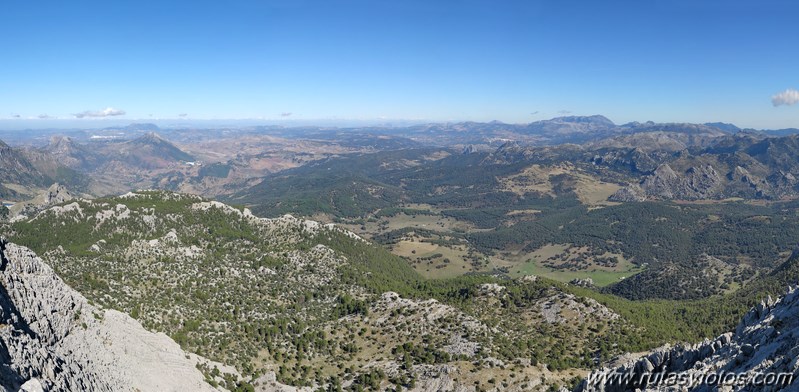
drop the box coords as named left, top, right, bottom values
left=38, top=184, right=72, bottom=206
left=8, top=184, right=75, bottom=220
left=607, top=185, right=646, bottom=202
left=569, top=277, right=595, bottom=288
left=0, top=240, right=219, bottom=392
left=577, top=287, right=799, bottom=391
left=608, top=134, right=799, bottom=202
left=611, top=163, right=747, bottom=201
left=641, top=164, right=724, bottom=200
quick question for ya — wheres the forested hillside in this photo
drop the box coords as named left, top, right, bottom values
left=7, top=191, right=795, bottom=391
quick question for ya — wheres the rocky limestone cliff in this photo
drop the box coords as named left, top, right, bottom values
left=8, top=184, right=74, bottom=220
left=577, top=287, right=799, bottom=391
left=611, top=163, right=726, bottom=201
left=0, top=240, right=220, bottom=392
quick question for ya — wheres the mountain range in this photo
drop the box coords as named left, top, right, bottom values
left=2, top=116, right=799, bottom=391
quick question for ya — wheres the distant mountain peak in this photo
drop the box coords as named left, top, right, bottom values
left=47, top=135, right=77, bottom=152
left=48, top=135, right=73, bottom=144
left=120, top=132, right=194, bottom=167
left=129, top=132, right=176, bottom=147
left=704, top=122, right=741, bottom=133
left=136, top=132, right=164, bottom=143
left=549, top=114, right=615, bottom=126
left=103, top=123, right=160, bottom=132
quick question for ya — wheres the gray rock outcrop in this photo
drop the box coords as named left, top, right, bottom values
left=642, top=164, right=724, bottom=200
left=608, top=185, right=646, bottom=202
left=577, top=287, right=799, bottom=391
left=8, top=184, right=74, bottom=219
left=611, top=163, right=726, bottom=201
left=0, top=240, right=219, bottom=392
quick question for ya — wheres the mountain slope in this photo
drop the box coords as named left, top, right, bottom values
left=43, top=135, right=106, bottom=170
left=7, top=191, right=646, bottom=391
left=578, top=286, right=799, bottom=391
left=610, top=134, right=799, bottom=201
left=0, top=140, right=47, bottom=192
left=101, top=132, right=194, bottom=169
left=17, top=141, right=93, bottom=193
left=0, top=240, right=220, bottom=391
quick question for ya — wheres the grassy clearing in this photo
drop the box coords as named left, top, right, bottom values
left=497, top=163, right=622, bottom=206
left=505, top=209, right=542, bottom=216
left=392, top=239, right=482, bottom=279
left=336, top=212, right=475, bottom=239
left=572, top=177, right=621, bottom=206
left=508, top=244, right=645, bottom=286
left=513, top=262, right=644, bottom=287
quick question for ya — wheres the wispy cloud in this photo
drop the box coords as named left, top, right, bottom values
left=179, top=113, right=188, bottom=117
left=772, top=89, right=799, bottom=107
left=281, top=112, right=293, bottom=117
left=73, top=107, right=126, bottom=118
left=38, top=114, right=53, bottom=119
left=557, top=110, right=572, bottom=114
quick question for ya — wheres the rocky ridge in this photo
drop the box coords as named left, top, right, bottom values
left=610, top=162, right=768, bottom=202
left=8, top=184, right=74, bottom=220
left=577, top=287, right=799, bottom=391
left=0, top=239, right=223, bottom=391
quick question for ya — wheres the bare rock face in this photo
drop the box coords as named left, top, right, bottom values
left=726, top=166, right=770, bottom=198
left=577, top=287, right=799, bottom=391
left=644, top=164, right=680, bottom=198
left=681, top=165, right=724, bottom=198
left=0, top=240, right=219, bottom=392
left=612, top=163, right=726, bottom=201
left=40, top=184, right=73, bottom=206
left=642, top=164, right=724, bottom=200
left=609, top=185, right=646, bottom=202
left=8, top=184, right=75, bottom=219
left=569, top=277, right=595, bottom=287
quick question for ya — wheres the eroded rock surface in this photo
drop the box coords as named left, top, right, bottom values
left=578, top=287, right=799, bottom=391
left=0, top=240, right=219, bottom=392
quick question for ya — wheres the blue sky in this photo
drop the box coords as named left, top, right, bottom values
left=1, top=0, right=797, bottom=129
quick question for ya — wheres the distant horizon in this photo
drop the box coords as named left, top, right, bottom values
left=0, top=114, right=794, bottom=133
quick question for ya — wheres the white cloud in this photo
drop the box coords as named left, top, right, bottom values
left=772, top=89, right=799, bottom=106
left=74, top=107, right=126, bottom=118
